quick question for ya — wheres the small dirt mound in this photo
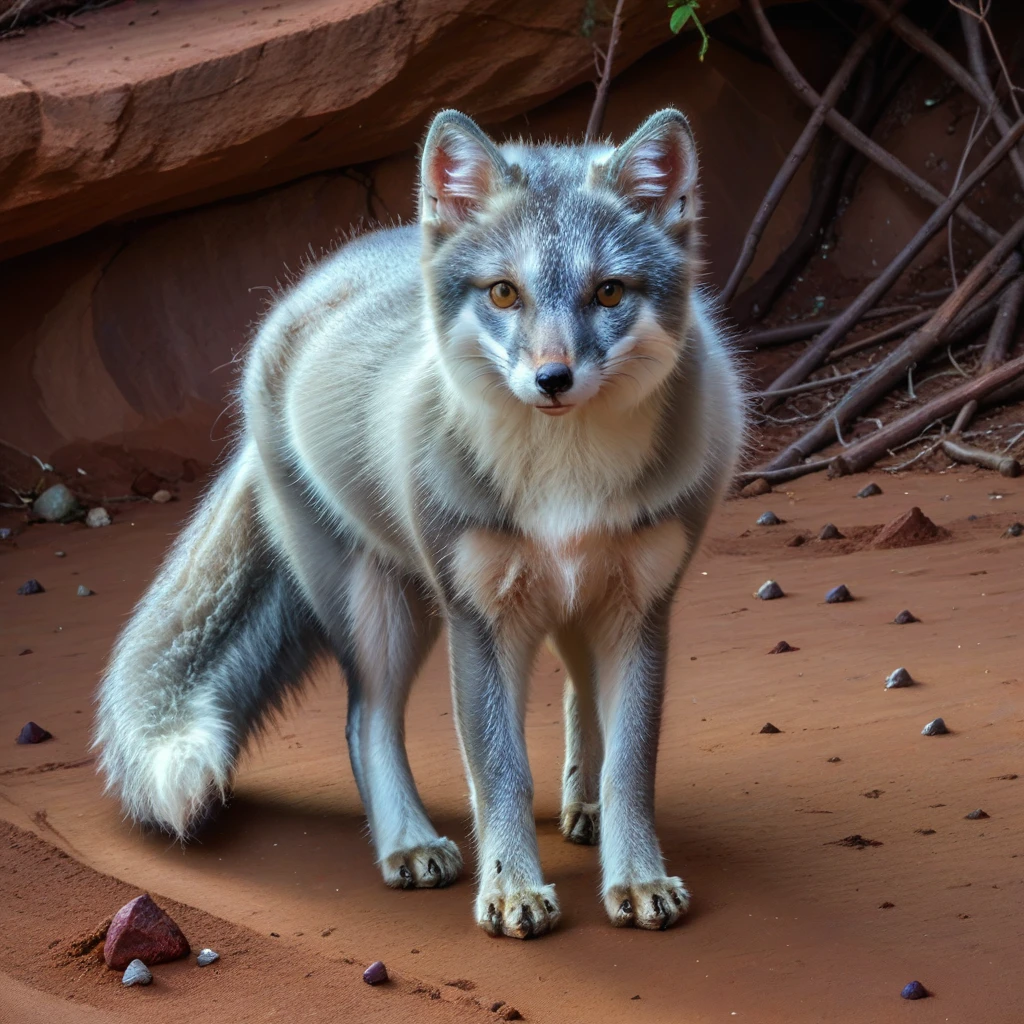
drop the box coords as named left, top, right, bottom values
left=872, top=507, right=950, bottom=550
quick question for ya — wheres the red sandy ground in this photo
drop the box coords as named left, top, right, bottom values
left=1, top=470, right=1022, bottom=1023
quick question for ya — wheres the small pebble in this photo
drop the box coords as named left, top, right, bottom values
left=964, top=809, right=989, bottom=820
left=856, top=482, right=883, bottom=498
left=922, top=718, right=949, bottom=736
left=0, top=527, right=11, bottom=540
left=885, top=667, right=914, bottom=689
left=77, top=585, right=94, bottom=597
left=825, top=584, right=852, bottom=603
left=363, top=960, right=388, bottom=985
left=900, top=981, right=928, bottom=1000
left=967, top=514, right=979, bottom=521
left=86, top=506, right=112, bottom=528
left=740, top=478, right=771, bottom=498
left=756, top=511, right=782, bottom=526
left=17, top=579, right=44, bottom=595
left=17, top=722, right=52, bottom=744
left=1005, top=522, right=1023, bottom=537
left=757, top=580, right=784, bottom=600
left=879, top=901, right=895, bottom=909
left=122, top=959, right=153, bottom=987
left=760, top=722, right=781, bottom=734
left=768, top=640, right=798, bottom=654
left=827, top=756, right=841, bottom=763
left=892, top=609, right=919, bottom=624
left=55, top=550, right=66, bottom=558
left=32, top=483, right=79, bottom=522
left=152, top=489, right=172, bottom=504
left=818, top=523, right=843, bottom=540
left=197, top=948, right=220, bottom=966
left=786, top=534, right=806, bottom=547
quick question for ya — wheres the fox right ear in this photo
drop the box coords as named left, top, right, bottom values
left=420, top=110, right=509, bottom=230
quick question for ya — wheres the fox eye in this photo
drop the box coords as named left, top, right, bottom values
left=489, top=281, right=519, bottom=309
left=595, top=280, right=624, bottom=307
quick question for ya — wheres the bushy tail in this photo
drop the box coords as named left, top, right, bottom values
left=94, top=442, right=324, bottom=838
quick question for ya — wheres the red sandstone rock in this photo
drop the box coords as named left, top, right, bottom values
left=103, top=894, right=190, bottom=970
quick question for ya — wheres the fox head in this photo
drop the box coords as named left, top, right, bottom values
left=418, top=108, right=701, bottom=419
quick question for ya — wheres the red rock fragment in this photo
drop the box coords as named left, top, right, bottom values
left=16, top=722, right=52, bottom=744
left=872, top=507, right=949, bottom=550
left=768, top=641, right=799, bottom=654
left=103, top=894, right=190, bottom=970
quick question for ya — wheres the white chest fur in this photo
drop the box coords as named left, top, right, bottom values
left=451, top=519, right=688, bottom=641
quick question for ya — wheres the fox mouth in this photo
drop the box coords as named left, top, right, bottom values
left=537, top=402, right=574, bottom=416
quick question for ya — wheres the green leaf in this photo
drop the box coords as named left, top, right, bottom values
left=670, top=5, right=692, bottom=33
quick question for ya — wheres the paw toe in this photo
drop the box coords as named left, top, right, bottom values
left=477, top=884, right=560, bottom=939
left=383, top=838, right=463, bottom=889
left=605, top=877, right=690, bottom=930
left=560, top=802, right=600, bottom=845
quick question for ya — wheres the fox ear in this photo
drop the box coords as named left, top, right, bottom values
left=600, top=109, right=698, bottom=225
left=420, top=110, right=509, bottom=230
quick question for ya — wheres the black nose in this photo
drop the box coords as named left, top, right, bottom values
left=535, top=362, right=573, bottom=396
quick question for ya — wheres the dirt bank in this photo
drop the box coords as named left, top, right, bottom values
left=2, top=467, right=1022, bottom=1023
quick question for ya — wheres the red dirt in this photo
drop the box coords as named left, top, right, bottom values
left=872, top=506, right=951, bottom=550
left=2, top=467, right=1023, bottom=1022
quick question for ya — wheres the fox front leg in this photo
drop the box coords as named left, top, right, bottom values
left=594, top=595, right=690, bottom=930
left=447, top=606, right=560, bottom=938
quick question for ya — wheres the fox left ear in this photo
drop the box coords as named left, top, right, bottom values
left=599, top=109, right=698, bottom=226
left=420, top=110, right=510, bottom=232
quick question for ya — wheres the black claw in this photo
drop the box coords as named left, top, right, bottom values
left=520, top=904, right=535, bottom=936
left=652, top=894, right=670, bottom=929
left=399, top=864, right=412, bottom=886
left=619, top=899, right=633, bottom=915
left=544, top=900, right=555, bottom=913
left=671, top=891, right=683, bottom=907
left=427, top=858, right=439, bottom=876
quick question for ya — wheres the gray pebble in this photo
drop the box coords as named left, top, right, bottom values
left=856, top=482, right=883, bottom=498
left=76, top=585, right=94, bottom=597
left=825, top=584, right=852, bottom=603
left=760, top=722, right=782, bottom=734
left=756, top=511, right=782, bottom=526
left=197, top=948, right=220, bottom=966
left=17, top=579, right=44, bottom=595
left=55, top=550, right=66, bottom=558
left=885, top=667, right=914, bottom=689
left=921, top=718, right=949, bottom=736
left=892, top=609, right=919, bottom=624
left=86, top=506, right=112, bottom=528
left=0, top=527, right=11, bottom=540
left=964, top=808, right=989, bottom=820
left=122, top=959, right=153, bottom=986
left=32, top=484, right=79, bottom=522
left=757, top=580, right=784, bottom=600
left=818, top=523, right=843, bottom=540
left=1005, top=522, right=1023, bottom=537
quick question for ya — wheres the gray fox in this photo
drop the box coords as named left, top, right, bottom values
left=94, top=108, right=745, bottom=938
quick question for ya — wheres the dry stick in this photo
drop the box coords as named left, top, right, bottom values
left=744, top=0, right=1000, bottom=247
left=762, top=117, right=1024, bottom=405
left=829, top=351, right=1024, bottom=476
left=735, top=459, right=833, bottom=486
left=741, top=299, right=946, bottom=349
left=719, top=18, right=888, bottom=305
left=756, top=368, right=867, bottom=401
left=761, top=210, right=1024, bottom=473
left=827, top=309, right=933, bottom=361
left=860, top=1, right=1024, bottom=191
left=584, top=0, right=626, bottom=141
left=940, top=438, right=1021, bottom=477
left=979, top=273, right=1024, bottom=373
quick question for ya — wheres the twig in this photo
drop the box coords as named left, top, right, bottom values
left=953, top=0, right=1023, bottom=119
left=741, top=298, right=946, bottom=349
left=979, top=273, right=1024, bottom=373
left=860, top=1, right=1024, bottom=191
left=829, top=350, right=1024, bottom=476
left=757, top=368, right=868, bottom=401
left=948, top=108, right=988, bottom=288
left=761, top=116, right=1024, bottom=404
left=1003, top=426, right=1024, bottom=452
left=744, top=0, right=1001, bottom=246
left=950, top=400, right=978, bottom=436
left=585, top=0, right=626, bottom=141
left=720, top=17, right=889, bottom=305
left=735, top=459, right=833, bottom=485
left=940, top=438, right=1021, bottom=477
left=761, top=210, right=1024, bottom=472
left=827, top=309, right=932, bottom=361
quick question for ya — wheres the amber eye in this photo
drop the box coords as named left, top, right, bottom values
left=489, top=281, right=519, bottom=309
left=596, top=280, right=624, bottom=307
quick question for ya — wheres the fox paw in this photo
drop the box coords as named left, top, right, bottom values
left=381, top=838, right=463, bottom=889
left=604, top=877, right=690, bottom=930
left=560, top=801, right=600, bottom=845
left=476, top=884, right=560, bottom=939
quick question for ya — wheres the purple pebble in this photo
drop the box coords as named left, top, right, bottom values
left=825, top=584, right=852, bottom=603
left=900, top=981, right=928, bottom=1000
left=363, top=960, right=388, bottom=985
left=17, top=722, right=52, bottom=744
left=17, top=579, right=45, bottom=595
